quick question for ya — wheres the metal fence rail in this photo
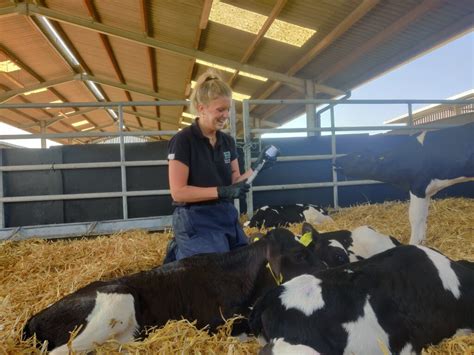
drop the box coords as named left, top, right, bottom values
left=1, top=98, right=471, bottom=239
left=241, top=98, right=472, bottom=217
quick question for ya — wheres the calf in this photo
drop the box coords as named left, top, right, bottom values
left=23, top=228, right=326, bottom=354
left=245, top=204, right=333, bottom=228
left=250, top=245, right=474, bottom=354
left=335, top=122, right=474, bottom=244
left=301, top=222, right=401, bottom=267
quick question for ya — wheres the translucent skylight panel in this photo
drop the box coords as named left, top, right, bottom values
left=209, top=0, right=316, bottom=47
left=72, top=120, right=89, bottom=127
left=0, top=60, right=21, bottom=72
left=23, top=88, right=48, bottom=96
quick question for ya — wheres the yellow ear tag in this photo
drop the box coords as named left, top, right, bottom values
left=253, top=237, right=259, bottom=242
left=299, top=232, right=313, bottom=247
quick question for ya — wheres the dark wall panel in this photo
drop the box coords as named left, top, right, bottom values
left=1, top=133, right=472, bottom=227
left=3, top=147, right=63, bottom=226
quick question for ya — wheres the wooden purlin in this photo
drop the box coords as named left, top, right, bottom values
left=228, top=0, right=287, bottom=87
left=316, top=0, right=443, bottom=83
left=21, top=3, right=311, bottom=91
left=83, top=0, right=142, bottom=129
left=249, top=0, right=378, bottom=114
left=140, top=0, right=161, bottom=134
left=28, top=13, right=113, bottom=128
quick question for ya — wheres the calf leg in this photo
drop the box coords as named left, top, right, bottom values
left=50, top=292, right=138, bottom=354
left=408, top=192, right=430, bottom=245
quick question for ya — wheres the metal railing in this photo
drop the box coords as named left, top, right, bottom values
left=1, top=98, right=472, bottom=239
left=241, top=98, right=473, bottom=217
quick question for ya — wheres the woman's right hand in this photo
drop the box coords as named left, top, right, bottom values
left=217, top=181, right=250, bottom=199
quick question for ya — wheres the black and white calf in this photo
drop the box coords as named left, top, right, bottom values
left=250, top=245, right=474, bottom=354
left=245, top=204, right=333, bottom=228
left=335, top=122, right=474, bottom=245
left=302, top=222, right=401, bottom=267
left=23, top=228, right=326, bottom=354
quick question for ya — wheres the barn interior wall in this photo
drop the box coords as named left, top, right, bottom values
left=1, top=134, right=473, bottom=227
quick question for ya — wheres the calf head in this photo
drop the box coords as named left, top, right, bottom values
left=301, top=223, right=351, bottom=267
left=302, top=223, right=400, bottom=267
left=334, top=141, right=422, bottom=191
left=262, top=228, right=327, bottom=283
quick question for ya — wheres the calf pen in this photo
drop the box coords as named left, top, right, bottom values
left=1, top=197, right=473, bottom=354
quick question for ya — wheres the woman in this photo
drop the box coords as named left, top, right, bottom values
left=163, top=69, right=274, bottom=263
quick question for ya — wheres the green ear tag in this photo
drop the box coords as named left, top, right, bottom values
left=299, top=232, right=313, bottom=247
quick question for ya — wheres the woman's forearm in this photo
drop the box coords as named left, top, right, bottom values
left=171, top=185, right=219, bottom=203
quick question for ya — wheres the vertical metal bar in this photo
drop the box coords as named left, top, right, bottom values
left=40, top=121, right=46, bottom=148
left=330, top=106, right=339, bottom=209
left=0, top=151, right=4, bottom=228
left=407, top=103, right=414, bottom=132
left=118, top=105, right=128, bottom=219
left=242, top=99, right=254, bottom=218
left=230, top=99, right=240, bottom=213
left=229, top=99, right=237, bottom=139
left=305, top=79, right=317, bottom=137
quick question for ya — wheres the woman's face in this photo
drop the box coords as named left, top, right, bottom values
left=198, top=96, right=231, bottom=132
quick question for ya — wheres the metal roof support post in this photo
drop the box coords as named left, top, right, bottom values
left=40, top=121, right=46, bottom=148
left=407, top=103, right=414, bottom=133
left=0, top=151, right=4, bottom=228
left=305, top=79, right=318, bottom=137
left=242, top=99, right=254, bottom=218
left=330, top=106, right=339, bottom=209
left=118, top=105, right=128, bottom=219
left=230, top=100, right=240, bottom=213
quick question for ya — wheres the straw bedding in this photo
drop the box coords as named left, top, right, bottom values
left=1, top=197, right=472, bottom=354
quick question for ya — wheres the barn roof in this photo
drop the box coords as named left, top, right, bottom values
left=0, top=0, right=473, bottom=144
left=385, top=89, right=474, bottom=126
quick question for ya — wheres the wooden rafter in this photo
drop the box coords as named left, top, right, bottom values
left=228, top=0, right=287, bottom=87
left=316, top=0, right=443, bottom=83
left=250, top=0, right=379, bottom=113
left=140, top=0, right=161, bottom=133
left=84, top=0, right=142, bottom=128
left=180, top=0, right=212, bottom=122
left=0, top=82, right=79, bottom=135
left=20, top=2, right=319, bottom=92
left=0, top=76, right=75, bottom=103
left=28, top=15, right=114, bottom=130
left=122, top=109, right=178, bottom=126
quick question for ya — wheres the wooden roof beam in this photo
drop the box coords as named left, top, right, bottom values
left=0, top=5, right=18, bottom=17
left=182, top=0, right=212, bottom=107
left=19, top=2, right=315, bottom=92
left=122, top=109, right=179, bottom=126
left=76, top=74, right=170, bottom=100
left=250, top=0, right=378, bottom=113
left=28, top=14, right=115, bottom=124
left=139, top=0, right=161, bottom=129
left=228, top=0, right=287, bottom=87
left=0, top=43, right=75, bottom=108
left=84, top=0, right=142, bottom=128
left=316, top=0, right=443, bottom=83
left=0, top=75, right=75, bottom=103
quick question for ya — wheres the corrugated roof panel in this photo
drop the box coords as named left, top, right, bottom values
left=149, top=0, right=202, bottom=48
left=58, top=23, right=116, bottom=78
left=91, top=0, right=143, bottom=33
left=43, top=0, right=90, bottom=18
left=0, top=16, right=72, bottom=80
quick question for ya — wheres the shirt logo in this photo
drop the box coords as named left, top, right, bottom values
left=168, top=153, right=175, bottom=160
left=223, top=151, right=231, bottom=164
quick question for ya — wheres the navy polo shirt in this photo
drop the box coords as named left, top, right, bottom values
left=167, top=119, right=238, bottom=188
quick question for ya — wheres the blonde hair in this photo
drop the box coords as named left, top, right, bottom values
left=190, top=69, right=232, bottom=114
